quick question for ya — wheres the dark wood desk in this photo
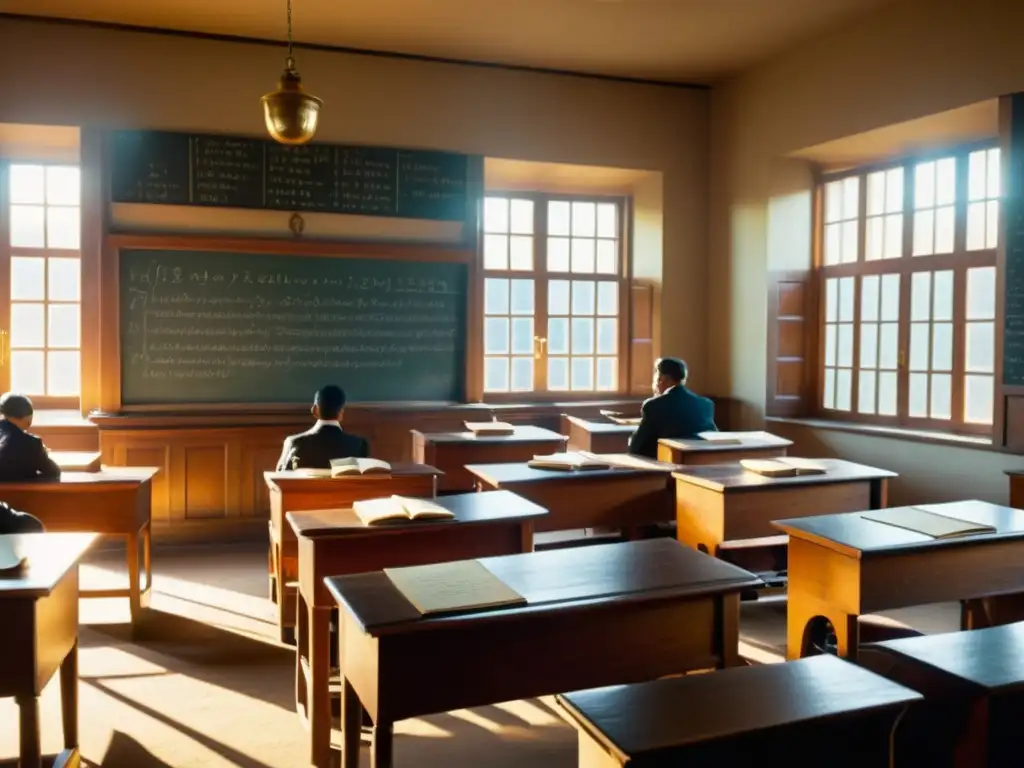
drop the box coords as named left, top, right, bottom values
left=674, top=459, right=894, bottom=556
left=775, top=500, right=1024, bottom=660
left=657, top=433, right=791, bottom=466
left=860, top=623, right=1024, bottom=768
left=264, top=464, right=443, bottom=643
left=557, top=654, right=920, bottom=767
left=411, top=426, right=567, bottom=492
left=50, top=452, right=102, bottom=473
left=288, top=490, right=546, bottom=768
left=563, top=416, right=634, bottom=454
left=0, top=468, right=158, bottom=627
left=0, top=532, right=97, bottom=768
left=465, top=463, right=673, bottom=537
left=1006, top=469, right=1024, bottom=509
left=327, top=538, right=761, bottom=768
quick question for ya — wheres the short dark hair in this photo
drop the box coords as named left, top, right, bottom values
left=655, top=358, right=687, bottom=384
left=0, top=393, right=34, bottom=420
left=314, top=385, right=346, bottom=419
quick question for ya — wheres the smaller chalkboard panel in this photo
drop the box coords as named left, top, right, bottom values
left=110, top=131, right=190, bottom=205
left=1005, top=93, right=1024, bottom=386
left=190, top=135, right=265, bottom=208
left=266, top=144, right=339, bottom=212
left=397, top=150, right=468, bottom=220
left=339, top=147, right=397, bottom=216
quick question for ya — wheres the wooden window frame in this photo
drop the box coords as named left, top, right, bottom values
left=480, top=191, right=633, bottom=403
left=814, top=144, right=998, bottom=437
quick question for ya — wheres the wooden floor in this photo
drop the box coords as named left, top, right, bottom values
left=0, top=542, right=961, bottom=767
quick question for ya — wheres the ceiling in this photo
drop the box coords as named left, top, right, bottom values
left=0, top=0, right=893, bottom=83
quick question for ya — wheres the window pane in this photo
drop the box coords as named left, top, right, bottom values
left=824, top=224, right=841, bottom=265
left=571, top=357, right=594, bottom=390
left=484, top=278, right=508, bottom=314
left=911, top=272, right=931, bottom=321
left=966, top=202, right=986, bottom=250
left=596, top=282, right=618, bottom=316
left=867, top=171, right=885, bottom=216
left=965, top=375, right=994, bottom=425
left=572, top=202, right=596, bottom=237
left=509, top=199, right=533, bottom=234
left=866, top=217, right=883, bottom=261
left=880, top=274, right=900, bottom=321
left=48, top=304, right=80, bottom=348
left=824, top=324, right=837, bottom=367
left=885, top=168, right=904, bottom=212
left=571, top=239, right=595, bottom=273
left=859, top=323, right=878, bottom=367
left=858, top=370, right=876, bottom=414
left=825, top=182, right=842, bottom=223
left=548, top=357, right=569, bottom=390
left=825, top=278, right=838, bottom=323
left=509, top=279, right=533, bottom=315
left=595, top=240, right=617, bottom=274
left=596, top=204, right=617, bottom=238
left=596, top=318, right=617, bottom=354
left=483, top=234, right=508, bottom=270
left=10, top=205, right=45, bottom=248
left=988, top=149, right=1001, bottom=197
left=933, top=206, right=954, bottom=254
left=843, top=177, right=859, bottom=218
left=835, top=368, right=852, bottom=411
left=572, top=281, right=595, bottom=315
left=883, top=214, right=902, bottom=259
left=915, top=162, right=935, bottom=209
left=48, top=257, right=81, bottom=302
left=909, top=323, right=930, bottom=371
left=596, top=357, right=617, bottom=391
left=508, top=235, right=532, bottom=270
left=965, top=321, right=995, bottom=373
left=909, top=373, right=929, bottom=417
left=548, top=238, right=570, bottom=272
left=47, top=350, right=80, bottom=396
left=912, top=209, right=934, bottom=255
left=861, top=276, right=879, bottom=322
left=968, top=150, right=986, bottom=200
left=878, top=371, right=898, bottom=415
left=837, top=324, right=853, bottom=367
left=838, top=277, right=854, bottom=322
left=484, top=357, right=509, bottom=392
left=484, top=318, right=509, bottom=354
left=11, top=303, right=44, bottom=348
left=510, top=317, right=533, bottom=355
left=935, top=158, right=956, bottom=205
left=548, top=317, right=573, bottom=356
left=548, top=201, right=571, bottom=236
left=878, top=323, right=899, bottom=369
left=933, top=270, right=953, bottom=321
left=548, top=318, right=569, bottom=354
left=841, top=220, right=858, bottom=263
left=10, top=350, right=44, bottom=394
left=823, top=368, right=835, bottom=409
left=11, top=256, right=45, bottom=301
left=932, top=322, right=953, bottom=371
left=484, top=198, right=508, bottom=233
left=549, top=280, right=570, bottom=315
left=46, top=166, right=80, bottom=206
left=11, top=165, right=45, bottom=204
left=967, top=266, right=996, bottom=321
left=571, top=318, right=594, bottom=354
left=986, top=200, right=999, bottom=249
left=930, top=374, right=952, bottom=419
left=510, top=357, right=533, bottom=392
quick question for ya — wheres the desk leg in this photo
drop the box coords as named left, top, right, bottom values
left=141, top=522, right=153, bottom=607
left=371, top=723, right=394, bottom=768
left=870, top=478, right=888, bottom=509
left=17, top=695, right=42, bottom=768
left=267, top=522, right=278, bottom=603
left=60, top=640, right=79, bottom=749
left=717, top=594, right=741, bottom=668
left=126, top=531, right=142, bottom=627
left=341, top=677, right=362, bottom=768
left=304, top=598, right=333, bottom=768
left=787, top=591, right=860, bottom=660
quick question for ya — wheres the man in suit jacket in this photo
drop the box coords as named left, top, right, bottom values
left=0, top=393, right=61, bottom=483
left=628, top=358, right=717, bottom=459
left=275, top=385, right=370, bottom=471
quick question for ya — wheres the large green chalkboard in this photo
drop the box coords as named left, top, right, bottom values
left=119, top=249, right=467, bottom=404
left=110, top=130, right=471, bottom=221
left=1006, top=94, right=1024, bottom=385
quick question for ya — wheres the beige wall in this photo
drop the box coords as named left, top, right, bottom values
left=0, top=18, right=711, bottom=389
left=710, top=0, right=1024, bottom=500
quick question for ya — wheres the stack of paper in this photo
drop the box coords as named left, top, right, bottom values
left=465, top=421, right=516, bottom=436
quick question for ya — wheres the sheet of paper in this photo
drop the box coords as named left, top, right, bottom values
left=385, top=560, right=526, bottom=615
left=861, top=507, right=996, bottom=539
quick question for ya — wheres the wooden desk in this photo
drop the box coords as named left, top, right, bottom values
left=861, top=622, right=1024, bottom=768
left=557, top=654, right=920, bottom=767
left=465, top=463, right=674, bottom=537
left=264, top=463, right=442, bottom=643
left=1006, top=469, right=1024, bottom=509
left=0, top=532, right=97, bottom=768
left=674, top=459, right=894, bottom=556
left=563, top=416, right=634, bottom=454
left=327, top=538, right=761, bottom=768
left=411, top=426, right=567, bottom=492
left=657, top=433, right=791, bottom=465
left=288, top=491, right=546, bottom=768
left=0, top=469, right=158, bottom=627
left=50, top=452, right=102, bottom=473
left=775, top=500, right=1024, bottom=660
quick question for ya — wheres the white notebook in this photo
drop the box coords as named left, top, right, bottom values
left=385, top=560, right=527, bottom=616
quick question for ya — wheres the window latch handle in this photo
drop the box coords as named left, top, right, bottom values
left=533, top=336, right=547, bottom=360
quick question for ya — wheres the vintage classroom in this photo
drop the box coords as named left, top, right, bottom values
left=3, top=0, right=1024, bottom=766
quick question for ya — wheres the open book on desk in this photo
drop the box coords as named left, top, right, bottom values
left=464, top=421, right=516, bottom=436
left=329, top=458, right=391, bottom=477
left=0, top=536, right=27, bottom=574
left=740, top=457, right=827, bottom=477
left=579, top=452, right=677, bottom=471
left=385, top=559, right=527, bottom=616
left=599, top=410, right=641, bottom=426
left=527, top=451, right=611, bottom=471
left=353, top=496, right=455, bottom=526
left=861, top=506, right=996, bottom=539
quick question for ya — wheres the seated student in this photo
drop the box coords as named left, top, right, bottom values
left=628, top=358, right=717, bottom=458
left=0, top=393, right=61, bottom=482
left=0, top=501, right=44, bottom=534
left=275, top=385, right=370, bottom=471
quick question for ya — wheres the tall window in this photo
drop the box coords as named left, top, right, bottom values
left=1, top=164, right=82, bottom=402
left=482, top=195, right=623, bottom=395
left=818, top=147, right=998, bottom=434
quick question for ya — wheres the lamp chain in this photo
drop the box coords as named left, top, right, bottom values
left=286, top=0, right=294, bottom=67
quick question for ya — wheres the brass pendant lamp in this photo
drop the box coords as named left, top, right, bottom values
left=262, top=0, right=322, bottom=145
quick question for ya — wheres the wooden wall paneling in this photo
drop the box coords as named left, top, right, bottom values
left=183, top=444, right=229, bottom=519
left=110, top=441, right=172, bottom=522
left=630, top=281, right=655, bottom=394
left=766, top=270, right=814, bottom=417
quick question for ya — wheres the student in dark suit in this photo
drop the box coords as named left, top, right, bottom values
left=0, top=501, right=44, bottom=534
left=0, top=393, right=61, bottom=482
left=628, top=358, right=717, bottom=458
left=275, top=385, right=370, bottom=471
